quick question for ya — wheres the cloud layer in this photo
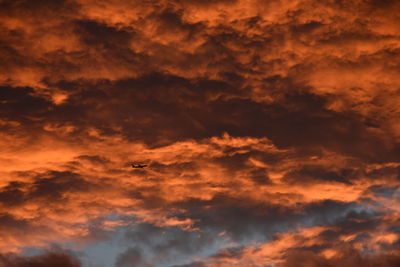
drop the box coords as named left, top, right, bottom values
left=1, top=0, right=400, bottom=266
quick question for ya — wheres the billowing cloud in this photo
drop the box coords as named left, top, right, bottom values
left=1, top=0, right=400, bottom=266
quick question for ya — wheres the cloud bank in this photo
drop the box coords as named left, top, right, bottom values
left=1, top=0, right=400, bottom=266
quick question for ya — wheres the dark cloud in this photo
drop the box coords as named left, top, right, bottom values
left=281, top=246, right=400, bottom=267
left=115, top=247, right=152, bottom=267
left=29, top=171, right=92, bottom=201
left=0, top=171, right=93, bottom=206
left=0, top=250, right=81, bottom=267
left=1, top=0, right=400, bottom=265
left=0, top=86, right=51, bottom=123
left=74, top=20, right=133, bottom=48
left=283, top=165, right=356, bottom=184
left=121, top=224, right=216, bottom=266
left=0, top=182, right=25, bottom=206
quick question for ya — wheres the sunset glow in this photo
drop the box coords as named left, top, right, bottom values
left=1, top=0, right=400, bottom=266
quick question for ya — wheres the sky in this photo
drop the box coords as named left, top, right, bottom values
left=1, top=0, right=400, bottom=266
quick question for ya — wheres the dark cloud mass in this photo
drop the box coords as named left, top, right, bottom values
left=0, top=250, right=81, bottom=267
left=1, top=0, right=400, bottom=266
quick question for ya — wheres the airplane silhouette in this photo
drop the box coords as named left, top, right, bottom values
left=131, top=163, right=147, bottom=168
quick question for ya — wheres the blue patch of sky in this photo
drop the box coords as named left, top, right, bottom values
left=19, top=201, right=386, bottom=267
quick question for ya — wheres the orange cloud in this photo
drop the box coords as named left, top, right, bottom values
left=1, top=0, right=400, bottom=265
